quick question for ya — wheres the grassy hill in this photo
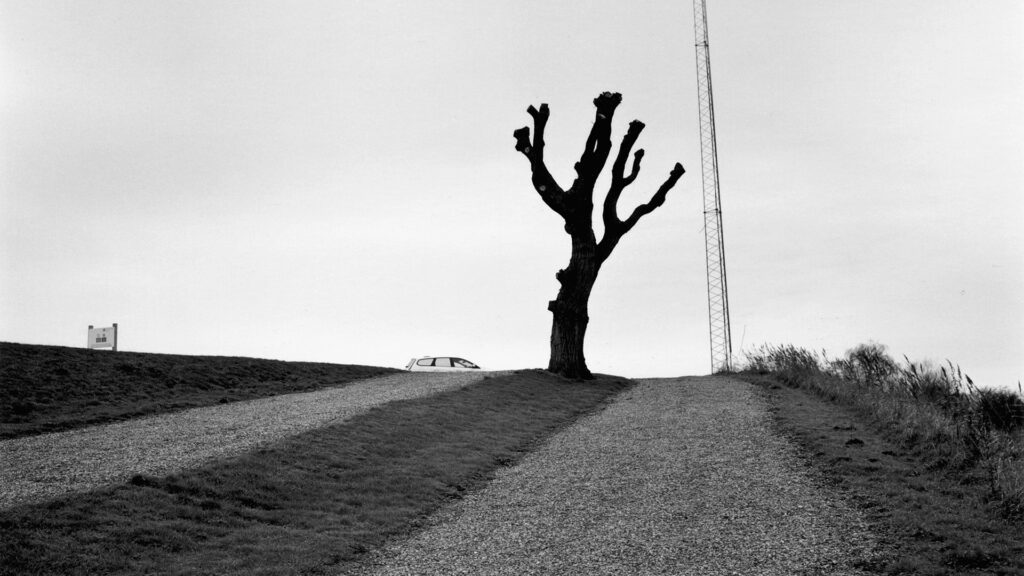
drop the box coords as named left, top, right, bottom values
left=0, top=342, right=400, bottom=439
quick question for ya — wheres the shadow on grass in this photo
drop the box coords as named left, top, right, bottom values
left=1, top=342, right=400, bottom=439
left=0, top=369, right=631, bottom=576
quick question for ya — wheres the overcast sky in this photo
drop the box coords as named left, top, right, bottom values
left=2, top=1, right=1021, bottom=388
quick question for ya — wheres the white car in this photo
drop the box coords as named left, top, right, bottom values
left=405, top=356, right=483, bottom=372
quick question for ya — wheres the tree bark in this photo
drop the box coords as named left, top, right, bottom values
left=547, top=236, right=600, bottom=379
left=515, top=93, right=684, bottom=380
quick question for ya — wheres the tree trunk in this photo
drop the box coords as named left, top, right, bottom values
left=547, top=235, right=600, bottom=379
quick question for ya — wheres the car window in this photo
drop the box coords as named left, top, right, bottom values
left=416, top=358, right=434, bottom=367
left=434, top=357, right=453, bottom=368
left=453, top=358, right=478, bottom=368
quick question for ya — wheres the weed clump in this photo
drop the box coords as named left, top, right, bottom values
left=974, top=388, right=1024, bottom=432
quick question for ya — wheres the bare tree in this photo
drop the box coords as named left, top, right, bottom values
left=514, top=92, right=685, bottom=379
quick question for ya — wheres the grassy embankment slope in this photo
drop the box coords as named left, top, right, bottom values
left=741, top=343, right=1024, bottom=576
left=0, top=341, right=400, bottom=439
left=9, top=341, right=1022, bottom=574
left=0, top=343, right=631, bottom=575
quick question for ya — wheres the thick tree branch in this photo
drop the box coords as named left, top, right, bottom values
left=622, top=162, right=686, bottom=231
left=570, top=92, right=622, bottom=194
left=603, top=120, right=645, bottom=233
left=598, top=162, right=685, bottom=262
left=612, top=121, right=645, bottom=185
left=514, top=103, right=567, bottom=216
left=527, top=104, right=548, bottom=132
left=622, top=148, right=644, bottom=187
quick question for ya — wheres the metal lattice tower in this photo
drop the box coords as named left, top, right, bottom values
left=693, top=0, right=733, bottom=373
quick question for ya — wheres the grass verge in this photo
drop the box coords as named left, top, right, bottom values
left=1, top=342, right=399, bottom=439
left=737, top=342, right=1024, bottom=575
left=743, top=344, right=1023, bottom=516
left=0, top=369, right=631, bottom=576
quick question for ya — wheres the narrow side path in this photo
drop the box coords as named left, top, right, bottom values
left=351, top=376, right=885, bottom=576
left=0, top=371, right=501, bottom=510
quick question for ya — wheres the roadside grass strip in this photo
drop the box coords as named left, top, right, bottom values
left=742, top=344, right=1023, bottom=525
left=0, top=370, right=631, bottom=576
left=0, top=342, right=400, bottom=439
left=744, top=373, right=1024, bottom=575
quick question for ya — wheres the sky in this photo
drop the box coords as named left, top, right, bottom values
left=1, top=1, right=1021, bottom=388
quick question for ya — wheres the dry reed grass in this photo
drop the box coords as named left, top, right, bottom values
left=742, top=342, right=1024, bottom=520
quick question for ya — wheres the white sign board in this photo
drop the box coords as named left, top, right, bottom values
left=88, top=325, right=117, bottom=350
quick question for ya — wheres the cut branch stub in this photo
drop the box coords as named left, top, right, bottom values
left=555, top=268, right=574, bottom=285
left=526, top=104, right=550, bottom=158
left=593, top=92, right=623, bottom=115
left=513, top=127, right=532, bottom=155
left=611, top=124, right=644, bottom=184
left=514, top=104, right=568, bottom=217
left=527, top=103, right=550, bottom=124
left=604, top=120, right=647, bottom=230
left=572, top=92, right=623, bottom=193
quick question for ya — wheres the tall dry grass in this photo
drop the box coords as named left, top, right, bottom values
left=743, top=343, right=1024, bottom=519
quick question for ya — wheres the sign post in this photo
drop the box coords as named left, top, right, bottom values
left=87, top=323, right=118, bottom=351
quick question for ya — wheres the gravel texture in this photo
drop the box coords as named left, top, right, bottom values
left=0, top=371, right=501, bottom=510
left=348, top=376, right=885, bottom=576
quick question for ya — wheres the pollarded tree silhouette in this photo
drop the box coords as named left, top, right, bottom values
left=514, top=92, right=685, bottom=379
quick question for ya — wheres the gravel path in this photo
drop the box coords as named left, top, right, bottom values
left=0, top=371, right=502, bottom=510
left=349, top=376, right=885, bottom=576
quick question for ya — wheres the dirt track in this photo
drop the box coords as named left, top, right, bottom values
left=349, top=376, right=885, bottom=575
